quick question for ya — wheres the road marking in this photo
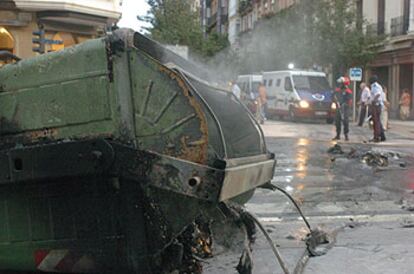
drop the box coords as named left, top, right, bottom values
left=259, top=213, right=414, bottom=223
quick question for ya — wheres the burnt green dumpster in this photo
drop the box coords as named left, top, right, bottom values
left=0, top=29, right=275, bottom=273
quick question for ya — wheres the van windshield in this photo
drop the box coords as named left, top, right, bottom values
left=292, top=76, right=330, bottom=93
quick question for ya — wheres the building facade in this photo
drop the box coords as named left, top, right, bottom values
left=0, top=0, right=121, bottom=60
left=201, top=0, right=229, bottom=36
left=228, top=0, right=240, bottom=45
left=363, top=0, right=414, bottom=119
left=230, top=0, right=295, bottom=47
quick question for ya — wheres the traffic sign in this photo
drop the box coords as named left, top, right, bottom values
left=349, top=67, right=363, bottom=81
left=349, top=67, right=363, bottom=122
left=43, top=39, right=64, bottom=45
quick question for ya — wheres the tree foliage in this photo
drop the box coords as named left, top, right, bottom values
left=139, top=0, right=228, bottom=57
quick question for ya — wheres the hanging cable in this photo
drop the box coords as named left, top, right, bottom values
left=242, top=210, right=290, bottom=274
left=269, top=184, right=312, bottom=232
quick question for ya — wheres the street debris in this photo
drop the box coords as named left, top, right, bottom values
left=399, top=198, right=414, bottom=212
left=361, top=151, right=389, bottom=167
left=285, top=226, right=333, bottom=257
left=401, top=219, right=414, bottom=228
left=347, top=147, right=358, bottom=158
left=327, top=144, right=344, bottom=154
left=305, top=227, right=331, bottom=257
left=328, top=144, right=410, bottom=169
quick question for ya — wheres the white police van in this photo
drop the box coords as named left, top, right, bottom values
left=262, top=70, right=335, bottom=123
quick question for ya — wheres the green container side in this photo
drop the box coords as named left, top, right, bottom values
left=0, top=179, right=137, bottom=272
left=0, top=38, right=121, bottom=142
left=0, top=38, right=108, bottom=92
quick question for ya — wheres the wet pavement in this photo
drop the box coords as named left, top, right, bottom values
left=204, top=120, right=414, bottom=274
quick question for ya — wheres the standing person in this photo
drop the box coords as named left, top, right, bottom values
left=381, top=86, right=390, bottom=130
left=231, top=80, right=241, bottom=100
left=399, top=88, right=411, bottom=120
left=358, top=82, right=370, bottom=126
left=332, top=76, right=352, bottom=141
left=369, top=75, right=386, bottom=142
left=258, top=83, right=267, bottom=123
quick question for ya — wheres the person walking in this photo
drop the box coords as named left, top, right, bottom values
left=369, top=75, right=386, bottom=142
left=332, top=76, right=352, bottom=141
left=231, top=80, right=241, bottom=100
left=399, top=88, right=411, bottom=120
left=358, top=82, right=370, bottom=126
left=381, top=86, right=390, bottom=130
left=258, top=83, right=267, bottom=124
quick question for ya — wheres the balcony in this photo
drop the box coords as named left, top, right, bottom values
left=366, top=21, right=386, bottom=36
left=391, top=16, right=409, bottom=37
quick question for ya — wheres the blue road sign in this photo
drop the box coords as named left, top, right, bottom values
left=43, top=39, right=63, bottom=45
left=349, top=67, right=363, bottom=81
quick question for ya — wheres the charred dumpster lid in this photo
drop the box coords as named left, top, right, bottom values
left=0, top=29, right=275, bottom=202
left=183, top=74, right=266, bottom=159
left=129, top=30, right=267, bottom=162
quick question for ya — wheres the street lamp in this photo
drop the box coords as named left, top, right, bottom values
left=288, top=63, right=295, bottom=70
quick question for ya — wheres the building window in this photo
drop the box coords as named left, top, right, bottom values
left=276, top=79, right=281, bottom=87
left=268, top=79, right=273, bottom=87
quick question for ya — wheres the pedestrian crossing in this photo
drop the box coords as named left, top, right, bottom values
left=247, top=134, right=413, bottom=225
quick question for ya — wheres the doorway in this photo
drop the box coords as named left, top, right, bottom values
left=399, top=63, right=413, bottom=118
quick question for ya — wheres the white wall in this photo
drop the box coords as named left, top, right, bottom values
left=363, top=0, right=378, bottom=24
left=229, top=0, right=238, bottom=17
left=385, top=0, right=403, bottom=33
left=228, top=0, right=239, bottom=45
left=228, top=18, right=240, bottom=44
left=363, top=0, right=405, bottom=34
left=410, top=0, right=414, bottom=32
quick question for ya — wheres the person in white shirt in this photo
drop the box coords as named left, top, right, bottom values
left=358, top=82, right=370, bottom=126
left=231, top=81, right=241, bottom=100
left=369, top=76, right=386, bottom=142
